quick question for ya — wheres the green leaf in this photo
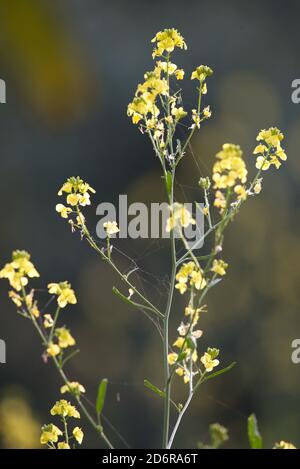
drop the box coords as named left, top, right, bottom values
left=144, top=379, right=181, bottom=412
left=165, top=171, right=172, bottom=196
left=144, top=379, right=165, bottom=398
left=176, top=351, right=187, bottom=362
left=201, top=362, right=236, bottom=384
left=112, top=286, right=133, bottom=306
left=248, top=414, right=263, bottom=449
left=96, top=378, right=108, bottom=417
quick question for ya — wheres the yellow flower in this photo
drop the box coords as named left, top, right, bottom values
left=58, top=442, right=70, bottom=449
left=47, top=342, right=61, bottom=357
left=175, top=262, right=206, bottom=294
left=60, top=382, right=86, bottom=395
left=253, top=179, right=262, bottom=194
left=185, top=307, right=200, bottom=327
left=151, top=29, right=187, bottom=58
left=192, top=329, right=203, bottom=339
left=253, top=144, right=267, bottom=155
left=213, top=144, right=248, bottom=190
left=190, top=270, right=206, bottom=290
left=55, top=204, right=72, bottom=219
left=58, top=177, right=95, bottom=196
left=191, top=349, right=198, bottom=362
left=127, top=64, right=171, bottom=125
left=175, top=280, right=187, bottom=295
left=73, top=426, right=84, bottom=445
left=256, top=127, right=283, bottom=146
left=0, top=250, right=39, bottom=291
left=211, top=259, right=228, bottom=276
left=254, top=128, right=286, bottom=171
left=191, top=65, right=213, bottom=81
left=25, top=291, right=33, bottom=309
left=273, top=441, right=296, bottom=449
left=168, top=353, right=178, bottom=365
left=173, top=337, right=185, bottom=349
left=103, top=221, right=120, bottom=236
left=171, top=106, right=187, bottom=120
left=166, top=203, right=195, bottom=233
left=58, top=181, right=73, bottom=195
left=50, top=400, right=80, bottom=419
left=48, top=281, right=77, bottom=308
left=191, top=109, right=201, bottom=129
left=8, top=290, right=22, bottom=307
left=76, top=212, right=85, bottom=227
left=40, top=424, right=62, bottom=445
left=255, top=156, right=271, bottom=171
left=203, top=106, right=212, bottom=118
left=234, top=185, right=247, bottom=201
left=201, top=82, right=207, bottom=94
left=66, top=193, right=81, bottom=206
left=156, top=61, right=177, bottom=75
left=58, top=177, right=95, bottom=208
left=78, top=192, right=91, bottom=207
left=214, top=190, right=226, bottom=213
left=175, top=367, right=184, bottom=376
left=200, top=349, right=220, bottom=372
left=43, top=314, right=54, bottom=328
left=176, top=262, right=194, bottom=284
left=55, top=327, right=75, bottom=348
left=175, top=69, right=185, bottom=80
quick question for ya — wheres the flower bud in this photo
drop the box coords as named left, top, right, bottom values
left=199, top=177, right=211, bottom=190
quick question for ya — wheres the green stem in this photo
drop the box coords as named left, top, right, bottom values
left=20, top=288, right=114, bottom=449
left=162, top=175, right=176, bottom=448
left=49, top=306, right=60, bottom=343
left=63, top=415, right=69, bottom=445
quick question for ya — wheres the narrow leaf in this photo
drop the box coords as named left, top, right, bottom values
left=96, top=378, right=108, bottom=416
left=201, top=362, right=236, bottom=384
left=165, top=171, right=172, bottom=196
left=144, top=379, right=181, bottom=412
left=144, top=379, right=165, bottom=398
left=248, top=414, right=263, bottom=449
left=112, top=286, right=133, bottom=306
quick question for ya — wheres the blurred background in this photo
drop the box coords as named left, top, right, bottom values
left=0, top=0, right=300, bottom=449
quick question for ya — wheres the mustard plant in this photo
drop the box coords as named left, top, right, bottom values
left=0, top=28, right=291, bottom=449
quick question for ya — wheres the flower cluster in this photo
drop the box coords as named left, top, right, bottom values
left=0, top=250, right=39, bottom=292
left=168, top=300, right=220, bottom=383
left=166, top=203, right=195, bottom=233
left=48, top=282, right=77, bottom=308
left=127, top=29, right=212, bottom=163
left=253, top=127, right=287, bottom=171
left=47, top=327, right=76, bottom=358
left=56, top=177, right=95, bottom=232
left=60, top=382, right=86, bottom=396
left=211, top=259, right=228, bottom=276
left=191, top=65, right=213, bottom=82
left=0, top=250, right=79, bottom=366
left=127, top=66, right=168, bottom=125
left=151, top=28, right=187, bottom=58
left=40, top=400, right=83, bottom=449
left=273, top=441, right=296, bottom=449
left=50, top=400, right=80, bottom=418
left=213, top=144, right=248, bottom=212
left=103, top=221, right=120, bottom=236
left=175, top=261, right=206, bottom=295
left=190, top=65, right=213, bottom=129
